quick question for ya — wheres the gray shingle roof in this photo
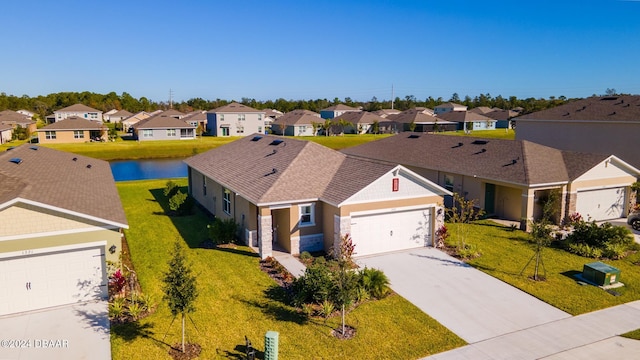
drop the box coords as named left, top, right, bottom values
left=56, top=104, right=101, bottom=113
left=340, top=134, right=608, bottom=186
left=209, top=102, right=263, bottom=113
left=38, top=117, right=104, bottom=131
left=321, top=104, right=360, bottom=111
left=388, top=109, right=454, bottom=124
left=133, top=114, right=195, bottom=129
left=273, top=110, right=321, bottom=126
left=0, top=110, right=33, bottom=125
left=516, top=96, right=640, bottom=122
left=436, top=111, right=495, bottom=123
left=332, top=111, right=387, bottom=125
left=0, top=145, right=127, bottom=227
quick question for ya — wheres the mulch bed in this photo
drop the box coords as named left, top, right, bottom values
left=331, top=325, right=357, bottom=340
left=259, top=257, right=295, bottom=288
left=168, top=343, right=202, bottom=360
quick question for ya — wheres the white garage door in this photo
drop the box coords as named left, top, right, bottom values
left=576, top=187, right=626, bottom=221
left=0, top=247, right=106, bottom=316
left=350, top=208, right=432, bottom=257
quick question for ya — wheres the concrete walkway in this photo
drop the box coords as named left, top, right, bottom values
left=272, top=249, right=306, bottom=278
left=357, top=247, right=570, bottom=343
left=427, top=301, right=640, bottom=360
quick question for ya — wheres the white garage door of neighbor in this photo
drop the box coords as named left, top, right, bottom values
left=0, top=247, right=106, bottom=316
left=350, top=208, right=432, bottom=257
left=576, top=187, right=625, bottom=221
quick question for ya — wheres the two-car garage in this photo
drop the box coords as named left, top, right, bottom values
left=0, top=246, right=106, bottom=316
left=576, top=187, right=626, bottom=222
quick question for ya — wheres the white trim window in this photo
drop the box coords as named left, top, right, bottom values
left=142, top=129, right=153, bottom=138
left=299, top=203, right=315, bottom=227
left=223, top=188, right=231, bottom=215
left=238, top=114, right=245, bottom=121
left=167, top=129, right=177, bottom=137
left=444, top=174, right=454, bottom=191
left=45, top=131, right=56, bottom=140
left=73, top=130, right=84, bottom=139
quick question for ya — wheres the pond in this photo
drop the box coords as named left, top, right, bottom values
left=110, top=158, right=187, bottom=181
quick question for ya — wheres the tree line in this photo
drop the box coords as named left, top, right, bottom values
left=0, top=91, right=582, bottom=119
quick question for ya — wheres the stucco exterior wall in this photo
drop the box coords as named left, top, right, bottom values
left=495, top=185, right=524, bottom=220
left=37, top=129, right=98, bottom=143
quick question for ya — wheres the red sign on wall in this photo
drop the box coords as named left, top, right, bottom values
left=392, top=177, right=399, bottom=192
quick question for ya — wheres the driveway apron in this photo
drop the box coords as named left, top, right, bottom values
left=356, top=247, right=570, bottom=343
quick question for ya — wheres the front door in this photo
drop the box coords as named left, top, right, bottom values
left=221, top=127, right=230, bottom=136
left=485, top=183, right=496, bottom=215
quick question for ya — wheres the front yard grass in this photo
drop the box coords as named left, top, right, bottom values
left=112, top=179, right=465, bottom=359
left=449, top=220, right=640, bottom=315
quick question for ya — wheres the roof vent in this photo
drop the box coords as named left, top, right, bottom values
left=602, top=96, right=618, bottom=101
left=563, top=112, right=570, bottom=116
left=471, top=140, right=488, bottom=145
left=72, top=157, right=78, bottom=161
left=269, top=139, right=284, bottom=146
left=251, top=136, right=263, bottom=141
left=9, top=158, right=22, bottom=164
left=451, top=142, right=464, bottom=149
left=474, top=148, right=487, bottom=155
left=86, top=164, right=92, bottom=169
left=6, top=147, right=15, bottom=151
left=264, top=168, right=278, bottom=176
left=408, top=134, right=420, bottom=139
left=29, top=146, right=38, bottom=150
left=610, top=111, right=616, bottom=116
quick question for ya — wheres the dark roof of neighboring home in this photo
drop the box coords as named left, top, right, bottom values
left=373, top=109, right=402, bottom=117
left=468, top=106, right=496, bottom=114
left=159, top=109, right=185, bottom=118
left=516, top=95, right=640, bottom=121
left=434, top=102, right=466, bottom=109
left=182, top=111, right=207, bottom=122
left=38, top=116, right=104, bottom=131
left=0, top=110, right=35, bottom=125
left=332, top=111, right=387, bottom=125
left=341, top=133, right=614, bottom=186
left=184, top=134, right=406, bottom=206
left=209, top=102, right=263, bottom=113
left=133, top=114, right=195, bottom=129
left=55, top=103, right=101, bottom=113
left=110, top=110, right=133, bottom=118
left=483, top=109, right=519, bottom=121
left=321, top=104, right=360, bottom=112
left=0, top=124, right=12, bottom=131
left=388, top=109, right=455, bottom=125
left=436, top=111, right=495, bottom=123
left=273, top=110, right=321, bottom=126
left=0, top=144, right=127, bottom=227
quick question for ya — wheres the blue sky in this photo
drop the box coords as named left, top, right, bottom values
left=1, top=0, right=639, bottom=103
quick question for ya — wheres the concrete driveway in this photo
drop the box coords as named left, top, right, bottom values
left=356, top=247, right=570, bottom=343
left=0, top=300, right=110, bottom=360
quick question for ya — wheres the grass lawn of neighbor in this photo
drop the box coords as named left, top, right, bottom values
left=448, top=220, right=640, bottom=315
left=111, top=179, right=465, bottom=359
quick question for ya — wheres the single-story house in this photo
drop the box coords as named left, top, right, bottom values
left=483, top=109, right=519, bottom=129
left=436, top=111, right=497, bottom=131
left=342, top=133, right=640, bottom=229
left=271, top=109, right=321, bottom=136
left=331, top=111, right=390, bottom=134
left=0, top=124, right=12, bottom=144
left=387, top=108, right=458, bottom=132
left=184, top=134, right=451, bottom=259
left=515, top=95, right=640, bottom=169
left=320, top=104, right=361, bottom=119
left=37, top=117, right=107, bottom=143
left=0, top=110, right=37, bottom=135
left=122, top=111, right=151, bottom=132
left=0, top=145, right=128, bottom=315
left=107, top=109, right=133, bottom=123
left=132, top=114, right=196, bottom=141
left=182, top=110, right=208, bottom=132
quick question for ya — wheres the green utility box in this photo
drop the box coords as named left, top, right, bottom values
left=583, top=262, right=621, bottom=286
left=264, top=331, right=279, bottom=360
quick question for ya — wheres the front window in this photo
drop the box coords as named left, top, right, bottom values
left=258, top=126, right=262, bottom=133
left=258, top=114, right=262, bottom=121
left=298, top=126, right=306, bottom=133
left=45, top=131, right=56, bottom=140
left=444, top=174, right=454, bottom=191
left=238, top=114, right=245, bottom=121
left=237, top=125, right=244, bottom=134
left=167, top=129, right=176, bottom=137
left=73, top=130, right=84, bottom=139
left=143, top=129, right=153, bottom=138
left=223, top=188, right=231, bottom=215
left=299, top=203, right=315, bottom=227
left=180, top=128, right=194, bottom=137
left=219, top=114, right=224, bottom=121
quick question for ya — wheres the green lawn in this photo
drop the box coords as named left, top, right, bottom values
left=305, top=134, right=392, bottom=150
left=449, top=220, right=640, bottom=315
left=622, top=328, right=640, bottom=340
left=112, top=179, right=465, bottom=359
left=438, top=129, right=515, bottom=140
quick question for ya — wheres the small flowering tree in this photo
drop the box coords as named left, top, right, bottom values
left=108, top=269, right=127, bottom=298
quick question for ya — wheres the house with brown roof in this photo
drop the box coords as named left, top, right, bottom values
left=182, top=110, right=207, bottom=132
left=271, top=110, right=322, bottom=136
left=515, top=95, right=640, bottom=169
left=373, top=109, right=402, bottom=118
left=0, top=145, right=128, bottom=316
left=483, top=109, right=519, bottom=129
left=320, top=104, right=361, bottom=119
left=0, top=110, right=37, bottom=135
left=206, top=102, right=266, bottom=136
left=132, top=113, right=196, bottom=141
left=436, top=111, right=497, bottom=131
left=106, top=109, right=133, bottom=123
left=388, top=108, right=458, bottom=133
left=342, top=134, right=640, bottom=229
left=121, top=111, right=151, bottom=132
left=434, top=102, right=468, bottom=115
left=331, top=111, right=391, bottom=134
left=184, top=134, right=450, bottom=259
left=37, top=116, right=107, bottom=143
left=53, top=104, right=103, bottom=123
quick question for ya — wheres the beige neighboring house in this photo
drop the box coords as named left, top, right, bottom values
left=132, top=113, right=196, bottom=141
left=373, top=108, right=402, bottom=118
left=0, top=110, right=37, bottom=135
left=184, top=134, right=450, bottom=259
left=122, top=111, right=151, bottom=132
left=181, top=110, right=208, bottom=132
left=343, top=134, right=640, bottom=229
left=331, top=111, right=390, bottom=134
left=320, top=104, right=361, bottom=119
left=53, top=104, right=103, bottom=123
left=515, top=95, right=640, bottom=169
left=433, top=102, right=468, bottom=114
left=387, top=108, right=457, bottom=133
left=206, top=102, right=266, bottom=136
left=102, top=109, right=119, bottom=121
left=0, top=145, right=128, bottom=316
left=37, top=117, right=106, bottom=143
left=271, top=110, right=321, bottom=136
left=107, top=110, right=133, bottom=123
left=0, top=124, right=11, bottom=144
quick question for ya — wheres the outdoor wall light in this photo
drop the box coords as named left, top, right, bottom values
left=109, top=245, right=117, bottom=254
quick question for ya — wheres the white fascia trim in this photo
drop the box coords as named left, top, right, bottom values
left=529, top=182, right=569, bottom=188
left=338, top=194, right=441, bottom=208
left=258, top=198, right=318, bottom=208
left=0, top=226, right=119, bottom=242
left=0, top=240, right=107, bottom=259
left=1, top=198, right=128, bottom=229
left=350, top=203, right=437, bottom=217
left=576, top=184, right=630, bottom=192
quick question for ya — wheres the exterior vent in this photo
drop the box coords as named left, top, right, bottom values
left=72, top=157, right=78, bottom=161
left=29, top=146, right=38, bottom=150
left=86, top=164, right=92, bottom=169
left=9, top=158, right=22, bottom=164
left=474, top=148, right=487, bottom=154
left=451, top=142, right=464, bottom=148
left=407, top=134, right=420, bottom=139
left=6, top=147, right=15, bottom=151
left=269, top=139, right=284, bottom=146
left=264, top=168, right=277, bottom=176
left=251, top=136, right=263, bottom=142
left=471, top=140, right=488, bottom=145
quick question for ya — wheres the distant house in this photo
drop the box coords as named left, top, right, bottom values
left=0, top=110, right=37, bottom=135
left=37, top=117, right=106, bottom=143
left=159, top=109, right=185, bottom=119
left=263, top=108, right=284, bottom=131
left=132, top=113, right=196, bottom=141
left=332, top=111, right=390, bottom=134
left=271, top=110, right=321, bottom=136
left=343, top=134, right=640, bottom=229
left=468, top=106, right=497, bottom=115
left=0, top=145, right=128, bottom=316
left=387, top=108, right=457, bottom=132
left=181, top=110, right=207, bottom=133
left=373, top=109, right=402, bottom=118
left=0, top=124, right=11, bottom=144
left=206, top=102, right=266, bottom=136
left=483, top=109, right=519, bottom=129
left=16, top=109, right=34, bottom=118
left=515, top=95, right=640, bottom=169
left=433, top=102, right=468, bottom=115
left=436, top=111, right=496, bottom=131
left=107, top=110, right=133, bottom=123
left=184, top=134, right=450, bottom=259
left=102, top=109, right=119, bottom=122
left=53, top=104, right=103, bottom=123
left=121, top=111, right=150, bottom=132
left=320, top=104, right=360, bottom=119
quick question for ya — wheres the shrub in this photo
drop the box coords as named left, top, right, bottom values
left=457, top=243, right=481, bottom=260
left=138, top=293, right=154, bottom=311
left=293, top=262, right=333, bottom=304
left=603, top=242, right=627, bottom=260
left=567, top=243, right=602, bottom=258
left=109, top=297, right=126, bottom=319
left=300, top=251, right=312, bottom=262
left=108, top=269, right=127, bottom=297
left=359, top=267, right=390, bottom=299
left=355, top=286, right=370, bottom=303
left=164, top=180, right=179, bottom=198
left=301, top=303, right=314, bottom=318
left=127, top=302, right=143, bottom=320
left=168, top=191, right=194, bottom=215
left=208, top=218, right=238, bottom=244
left=563, top=220, right=633, bottom=258
left=320, top=300, right=335, bottom=319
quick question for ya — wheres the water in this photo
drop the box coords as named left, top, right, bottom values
left=110, top=158, right=187, bottom=181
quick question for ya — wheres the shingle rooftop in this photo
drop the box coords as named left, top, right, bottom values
left=209, top=102, right=264, bottom=113
left=133, top=114, right=195, bottom=129
left=0, top=145, right=127, bottom=227
left=516, top=96, right=640, bottom=121
left=55, top=104, right=101, bottom=113
left=272, top=110, right=321, bottom=126
left=0, top=110, right=34, bottom=125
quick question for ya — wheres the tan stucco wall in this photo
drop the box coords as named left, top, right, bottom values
left=495, top=185, right=524, bottom=220
left=569, top=176, right=637, bottom=191
left=340, top=195, right=442, bottom=215
left=37, top=129, right=101, bottom=144
left=0, top=203, right=108, bottom=236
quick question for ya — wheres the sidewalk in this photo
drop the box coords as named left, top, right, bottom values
left=426, top=300, right=640, bottom=360
left=272, top=249, right=306, bottom=278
